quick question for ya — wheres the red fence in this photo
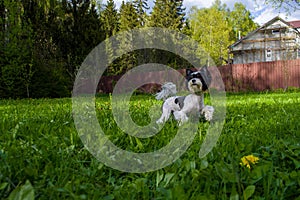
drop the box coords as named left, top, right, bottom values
left=94, top=59, right=300, bottom=93
left=220, top=59, right=300, bottom=92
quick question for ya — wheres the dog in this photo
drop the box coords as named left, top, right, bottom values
left=155, top=66, right=214, bottom=125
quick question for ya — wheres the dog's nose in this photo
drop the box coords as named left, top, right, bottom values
left=192, top=79, right=196, bottom=83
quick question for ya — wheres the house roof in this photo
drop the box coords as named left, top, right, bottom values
left=288, top=20, right=300, bottom=28
left=229, top=16, right=300, bottom=49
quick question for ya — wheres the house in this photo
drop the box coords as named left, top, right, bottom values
left=289, top=20, right=300, bottom=32
left=229, top=16, right=300, bottom=64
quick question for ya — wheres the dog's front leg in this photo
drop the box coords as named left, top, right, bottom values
left=173, top=111, right=188, bottom=125
left=201, top=105, right=214, bottom=122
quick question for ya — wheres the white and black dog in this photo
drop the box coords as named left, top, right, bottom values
left=155, top=66, right=214, bottom=125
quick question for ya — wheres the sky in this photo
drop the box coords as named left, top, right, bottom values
left=114, top=0, right=300, bottom=25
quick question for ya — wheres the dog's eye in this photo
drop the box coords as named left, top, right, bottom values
left=192, top=74, right=199, bottom=78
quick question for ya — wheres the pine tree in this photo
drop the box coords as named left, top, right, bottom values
left=101, top=0, right=119, bottom=38
left=25, top=0, right=71, bottom=98
left=146, top=0, right=189, bottom=68
left=119, top=1, right=139, bottom=31
left=148, top=0, right=186, bottom=30
left=100, top=0, right=119, bottom=75
left=133, top=0, right=149, bottom=27
left=0, top=0, right=34, bottom=98
left=173, top=0, right=186, bottom=30
left=114, top=1, right=139, bottom=74
left=149, top=0, right=167, bottom=28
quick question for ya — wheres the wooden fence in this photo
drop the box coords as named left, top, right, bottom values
left=219, top=59, right=300, bottom=92
left=94, top=59, right=300, bottom=93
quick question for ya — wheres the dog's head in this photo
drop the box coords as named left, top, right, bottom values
left=186, top=66, right=212, bottom=93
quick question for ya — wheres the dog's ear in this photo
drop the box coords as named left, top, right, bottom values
left=200, top=65, right=209, bottom=75
left=186, top=68, right=194, bottom=77
left=200, top=66, right=212, bottom=91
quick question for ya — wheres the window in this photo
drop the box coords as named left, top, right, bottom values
left=266, top=49, right=272, bottom=61
left=272, top=29, right=280, bottom=34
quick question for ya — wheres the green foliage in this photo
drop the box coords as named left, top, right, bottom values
left=189, top=1, right=233, bottom=66
left=0, top=0, right=289, bottom=98
left=119, top=1, right=139, bottom=31
left=8, top=180, right=34, bottom=200
left=101, top=0, right=119, bottom=38
left=0, top=92, right=299, bottom=199
left=0, top=0, right=34, bottom=98
left=148, top=0, right=186, bottom=30
left=58, top=0, right=105, bottom=80
left=229, top=3, right=258, bottom=40
left=0, top=0, right=105, bottom=98
left=189, top=0, right=258, bottom=66
left=111, top=1, right=139, bottom=75
left=133, top=0, right=149, bottom=27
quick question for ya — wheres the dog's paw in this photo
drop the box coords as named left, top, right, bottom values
left=201, top=106, right=214, bottom=122
left=156, top=119, right=164, bottom=124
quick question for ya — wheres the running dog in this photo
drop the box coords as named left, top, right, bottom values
left=155, top=66, right=214, bottom=125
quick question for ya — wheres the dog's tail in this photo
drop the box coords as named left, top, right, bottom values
left=155, top=82, right=177, bottom=100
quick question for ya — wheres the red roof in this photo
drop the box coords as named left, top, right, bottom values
left=288, top=20, right=300, bottom=28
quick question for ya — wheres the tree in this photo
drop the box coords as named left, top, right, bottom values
left=51, top=0, right=105, bottom=87
left=189, top=1, right=258, bottom=66
left=0, top=0, right=107, bottom=98
left=100, top=0, right=119, bottom=75
left=148, top=0, right=186, bottom=30
left=20, top=0, right=72, bottom=98
left=0, top=0, right=34, bottom=98
left=119, top=1, right=139, bottom=31
left=189, top=1, right=233, bottom=66
left=114, top=1, right=139, bottom=74
left=174, top=0, right=187, bottom=30
left=146, top=0, right=189, bottom=68
left=133, top=0, right=149, bottom=27
left=262, top=0, right=300, bottom=13
left=101, top=0, right=119, bottom=38
left=229, top=3, right=258, bottom=41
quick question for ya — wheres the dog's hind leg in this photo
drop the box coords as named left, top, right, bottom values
left=173, top=111, right=188, bottom=125
left=156, top=106, right=172, bottom=124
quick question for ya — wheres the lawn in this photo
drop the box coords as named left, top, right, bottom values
left=0, top=91, right=299, bottom=199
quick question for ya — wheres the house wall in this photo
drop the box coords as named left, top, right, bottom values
left=231, top=20, right=300, bottom=64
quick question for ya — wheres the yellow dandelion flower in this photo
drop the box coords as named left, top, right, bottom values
left=240, top=155, right=259, bottom=169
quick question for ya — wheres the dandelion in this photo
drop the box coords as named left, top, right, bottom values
left=240, top=155, right=259, bottom=169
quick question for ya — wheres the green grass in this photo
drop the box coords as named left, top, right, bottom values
left=0, top=92, right=299, bottom=199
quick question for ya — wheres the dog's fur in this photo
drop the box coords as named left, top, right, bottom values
left=156, top=67, right=214, bottom=125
